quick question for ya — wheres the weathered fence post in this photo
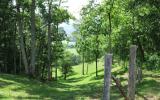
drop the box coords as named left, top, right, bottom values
left=128, top=45, right=137, bottom=100
left=104, top=54, right=112, bottom=100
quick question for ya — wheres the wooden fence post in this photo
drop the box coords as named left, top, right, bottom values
left=104, top=54, right=112, bottom=100
left=128, top=45, right=137, bottom=100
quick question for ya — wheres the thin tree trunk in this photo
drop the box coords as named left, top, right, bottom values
left=47, top=0, right=52, bottom=80
left=82, top=52, right=85, bottom=75
left=30, top=0, right=36, bottom=77
left=19, top=51, right=22, bottom=73
left=55, top=23, right=59, bottom=81
left=14, top=51, right=17, bottom=74
left=64, top=73, right=66, bottom=80
left=86, top=63, right=88, bottom=74
left=108, top=13, right=112, bottom=53
left=96, top=56, right=98, bottom=77
left=41, top=63, right=45, bottom=80
left=16, top=0, right=29, bottom=74
left=95, top=34, right=99, bottom=77
left=14, top=20, right=17, bottom=74
left=64, top=66, right=67, bottom=80
left=136, top=37, right=144, bottom=83
left=55, top=66, right=57, bottom=80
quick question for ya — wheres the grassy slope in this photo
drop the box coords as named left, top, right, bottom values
left=66, top=48, right=78, bottom=55
left=0, top=59, right=160, bottom=100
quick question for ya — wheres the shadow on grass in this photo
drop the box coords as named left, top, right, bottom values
left=0, top=73, right=124, bottom=100
left=64, top=75, right=89, bottom=83
left=0, top=79, right=14, bottom=88
left=112, top=67, right=128, bottom=76
left=0, top=94, right=6, bottom=98
left=143, top=74, right=160, bottom=79
left=89, top=69, right=104, bottom=76
left=137, top=79, right=160, bottom=95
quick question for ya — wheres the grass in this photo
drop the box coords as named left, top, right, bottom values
left=66, top=48, right=78, bottom=55
left=0, top=59, right=160, bottom=100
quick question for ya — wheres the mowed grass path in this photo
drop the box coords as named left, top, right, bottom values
left=0, top=60, right=160, bottom=100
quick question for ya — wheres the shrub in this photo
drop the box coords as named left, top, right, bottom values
left=146, top=54, right=160, bottom=70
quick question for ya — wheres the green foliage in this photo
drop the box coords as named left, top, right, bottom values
left=75, top=2, right=107, bottom=63
left=70, top=55, right=81, bottom=65
left=0, top=0, right=73, bottom=79
left=1, top=1, right=160, bottom=99
left=60, top=51, right=73, bottom=79
left=146, top=54, right=160, bottom=70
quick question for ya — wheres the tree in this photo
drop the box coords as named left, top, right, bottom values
left=61, top=51, right=73, bottom=80
left=30, top=0, right=36, bottom=76
left=37, top=0, right=71, bottom=80
left=75, top=1, right=106, bottom=77
left=16, top=0, right=29, bottom=74
left=0, top=0, right=72, bottom=80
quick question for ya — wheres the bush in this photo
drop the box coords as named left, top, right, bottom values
left=70, top=55, right=81, bottom=66
left=146, top=54, right=160, bottom=70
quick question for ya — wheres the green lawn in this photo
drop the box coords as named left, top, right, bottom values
left=66, top=48, right=78, bottom=55
left=0, top=60, right=160, bottom=100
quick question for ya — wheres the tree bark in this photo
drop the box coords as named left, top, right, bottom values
left=128, top=45, right=137, bottom=100
left=14, top=20, right=17, bottom=74
left=82, top=52, right=85, bottom=75
left=16, top=0, right=29, bottom=74
left=55, top=66, right=58, bottom=80
left=64, top=66, right=67, bottom=80
left=47, top=0, right=52, bottom=80
left=104, top=54, right=112, bottom=100
left=19, top=51, right=22, bottom=73
left=95, top=34, right=99, bottom=77
left=41, top=63, right=45, bottom=80
left=96, top=55, right=98, bottom=77
left=108, top=13, right=112, bottom=53
left=136, top=36, right=144, bottom=83
left=30, top=0, right=36, bottom=77
left=86, top=63, right=88, bottom=74
left=64, top=73, right=67, bottom=80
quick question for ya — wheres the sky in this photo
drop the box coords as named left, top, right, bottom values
left=60, top=0, right=89, bottom=36
left=63, top=0, right=89, bottom=20
left=60, top=0, right=101, bottom=36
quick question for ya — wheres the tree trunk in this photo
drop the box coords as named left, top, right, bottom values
left=82, top=52, right=85, bottom=75
left=96, top=56, right=98, bottom=77
left=14, top=51, right=17, bottom=74
left=41, top=63, right=45, bottom=80
left=137, top=66, right=142, bottom=83
left=16, top=0, right=29, bottom=74
left=95, top=34, right=99, bottom=77
left=64, top=66, right=67, bottom=80
left=55, top=23, right=59, bottom=81
left=19, top=51, right=22, bottom=73
left=136, top=37, right=144, bottom=83
left=30, top=0, right=36, bottom=77
left=47, top=0, right=52, bottom=80
left=64, top=73, right=67, bottom=80
left=86, top=63, right=88, bottom=74
left=108, top=13, right=112, bottom=53
left=14, top=20, right=17, bottom=74
left=55, top=66, right=58, bottom=80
